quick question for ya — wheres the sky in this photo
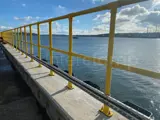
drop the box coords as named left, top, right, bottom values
left=0, top=0, right=160, bottom=34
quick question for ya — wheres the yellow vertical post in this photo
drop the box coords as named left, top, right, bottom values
left=10, top=31, right=11, bottom=44
left=16, top=29, right=18, bottom=50
left=100, top=8, right=117, bottom=117
left=29, top=25, right=34, bottom=62
left=12, top=30, right=14, bottom=48
left=37, top=23, right=42, bottom=67
left=0, top=32, right=1, bottom=38
left=11, top=31, right=13, bottom=46
left=20, top=27, right=24, bottom=55
left=14, top=29, right=16, bottom=49
left=67, top=16, right=73, bottom=89
left=24, top=26, right=28, bottom=58
left=18, top=28, right=21, bottom=52
left=19, top=27, right=22, bottom=50
left=49, top=21, right=54, bottom=76
left=13, top=30, right=15, bottom=47
left=11, top=31, right=12, bottom=46
left=8, top=32, right=10, bottom=43
left=17, top=28, right=20, bottom=51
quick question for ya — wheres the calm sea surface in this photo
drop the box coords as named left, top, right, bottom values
left=26, top=36, right=160, bottom=119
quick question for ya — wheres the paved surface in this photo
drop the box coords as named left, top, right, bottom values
left=0, top=97, right=41, bottom=120
left=0, top=44, right=49, bottom=120
left=3, top=44, right=128, bottom=120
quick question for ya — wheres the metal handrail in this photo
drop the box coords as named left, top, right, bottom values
left=0, top=0, right=157, bottom=119
left=1, top=44, right=151, bottom=120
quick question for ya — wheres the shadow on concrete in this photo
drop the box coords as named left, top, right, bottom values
left=31, top=72, right=49, bottom=76
left=51, top=87, right=69, bottom=96
left=21, top=61, right=33, bottom=63
left=35, top=75, right=50, bottom=80
left=11, top=54, right=21, bottom=56
left=94, top=111, right=111, bottom=120
left=26, top=66, right=41, bottom=70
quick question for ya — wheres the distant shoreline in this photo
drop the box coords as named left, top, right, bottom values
left=24, top=32, right=160, bottom=38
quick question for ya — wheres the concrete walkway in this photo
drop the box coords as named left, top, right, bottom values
left=0, top=44, right=50, bottom=120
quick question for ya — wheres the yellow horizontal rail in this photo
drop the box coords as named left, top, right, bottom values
left=51, top=48, right=69, bottom=55
left=26, top=42, right=30, bottom=44
left=15, top=41, right=159, bottom=80
left=72, top=52, right=107, bottom=65
left=40, top=45, right=49, bottom=49
left=32, top=43, right=38, bottom=46
left=112, top=62, right=160, bottom=80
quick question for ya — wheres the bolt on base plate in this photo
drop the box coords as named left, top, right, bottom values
left=100, top=106, right=113, bottom=117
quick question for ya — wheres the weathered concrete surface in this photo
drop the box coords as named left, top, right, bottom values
left=0, top=45, right=50, bottom=120
left=0, top=97, right=42, bottom=120
left=3, top=44, right=128, bottom=120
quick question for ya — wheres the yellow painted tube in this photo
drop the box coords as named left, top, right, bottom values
left=29, top=25, right=33, bottom=62
left=100, top=8, right=117, bottom=117
left=67, top=16, right=73, bottom=89
left=24, top=26, right=28, bottom=58
left=49, top=21, right=54, bottom=76
left=37, top=23, right=42, bottom=67
left=20, top=27, right=24, bottom=55
left=17, top=29, right=19, bottom=50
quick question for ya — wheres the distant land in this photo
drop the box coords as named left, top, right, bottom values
left=97, top=33, right=160, bottom=38
left=24, top=32, right=160, bottom=38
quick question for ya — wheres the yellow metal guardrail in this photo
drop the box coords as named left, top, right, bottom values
left=1, top=0, right=159, bottom=117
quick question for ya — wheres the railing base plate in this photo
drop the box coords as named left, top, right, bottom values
left=100, top=106, right=113, bottom=117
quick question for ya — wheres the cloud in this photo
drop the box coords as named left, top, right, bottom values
left=119, top=5, right=148, bottom=17
left=35, top=16, right=40, bottom=20
left=14, top=16, right=32, bottom=21
left=14, top=16, right=41, bottom=21
left=93, top=11, right=130, bottom=25
left=152, top=0, right=160, bottom=9
left=12, top=3, right=160, bottom=35
left=0, top=26, right=13, bottom=31
left=76, top=20, right=80, bottom=23
left=92, top=0, right=104, bottom=4
left=14, top=16, right=20, bottom=20
left=37, top=3, right=159, bottom=35
left=58, top=5, right=65, bottom=9
left=136, top=11, right=160, bottom=25
left=22, top=3, right=26, bottom=7
left=93, top=12, right=110, bottom=24
left=92, top=4, right=160, bottom=33
left=73, top=19, right=80, bottom=24
left=51, top=22, right=68, bottom=34
left=92, top=24, right=109, bottom=33
left=115, top=22, right=145, bottom=33
left=55, top=22, right=61, bottom=30
left=53, top=5, right=68, bottom=17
